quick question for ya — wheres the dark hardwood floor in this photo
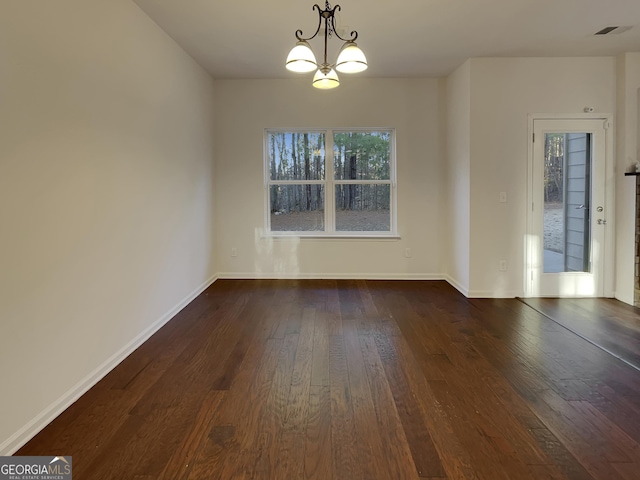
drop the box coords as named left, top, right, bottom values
left=520, top=297, right=640, bottom=371
left=17, top=280, right=640, bottom=479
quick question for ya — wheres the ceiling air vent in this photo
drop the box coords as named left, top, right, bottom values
left=594, top=26, right=632, bottom=35
left=595, top=26, right=619, bottom=35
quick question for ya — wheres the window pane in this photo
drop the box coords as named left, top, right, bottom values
left=333, top=131, right=391, bottom=180
left=335, top=184, right=390, bottom=231
left=270, top=185, right=325, bottom=231
left=268, top=132, right=325, bottom=181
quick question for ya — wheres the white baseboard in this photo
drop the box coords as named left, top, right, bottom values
left=218, top=272, right=446, bottom=281
left=0, top=274, right=218, bottom=456
left=467, top=290, right=519, bottom=298
left=442, top=275, right=470, bottom=297
left=614, top=291, right=636, bottom=307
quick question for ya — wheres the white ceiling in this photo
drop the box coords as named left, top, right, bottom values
left=133, top=0, right=640, bottom=79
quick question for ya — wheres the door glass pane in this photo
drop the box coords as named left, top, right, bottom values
left=543, top=133, right=591, bottom=273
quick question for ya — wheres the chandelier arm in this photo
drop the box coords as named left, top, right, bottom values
left=333, top=29, right=358, bottom=42
left=328, top=5, right=359, bottom=42
left=295, top=4, right=324, bottom=42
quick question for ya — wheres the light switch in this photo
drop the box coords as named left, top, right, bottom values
left=499, top=192, right=507, bottom=203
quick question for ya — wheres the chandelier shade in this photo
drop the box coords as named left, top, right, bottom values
left=286, top=41, right=317, bottom=73
left=312, top=68, right=340, bottom=89
left=285, top=1, right=367, bottom=89
left=335, top=42, right=368, bottom=73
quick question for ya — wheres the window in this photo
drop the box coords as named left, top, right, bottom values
left=265, top=129, right=396, bottom=236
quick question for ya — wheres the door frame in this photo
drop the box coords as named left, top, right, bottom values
left=525, top=113, right=615, bottom=298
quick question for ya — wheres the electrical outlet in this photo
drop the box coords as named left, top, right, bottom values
left=499, top=260, right=507, bottom=271
left=231, top=248, right=237, bottom=257
left=405, top=248, right=412, bottom=258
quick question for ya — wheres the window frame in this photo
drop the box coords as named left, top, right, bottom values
left=264, top=128, right=397, bottom=237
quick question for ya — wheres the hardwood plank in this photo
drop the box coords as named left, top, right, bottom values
left=567, top=400, right=640, bottom=463
left=591, top=382, right=640, bottom=443
left=187, top=326, right=284, bottom=478
left=359, top=335, right=420, bottom=479
left=283, top=307, right=315, bottom=432
left=526, top=388, right=629, bottom=479
left=373, top=327, right=446, bottom=478
left=528, top=427, right=594, bottom=480
left=157, top=391, right=226, bottom=480
left=310, top=311, right=330, bottom=386
left=526, top=464, right=568, bottom=480
left=240, top=332, right=299, bottom=478
left=612, top=461, right=640, bottom=480
left=427, top=379, right=518, bottom=480
left=304, top=385, right=332, bottom=480
left=393, top=335, right=481, bottom=480
left=342, top=317, right=389, bottom=480
left=272, top=432, right=306, bottom=479
left=329, top=333, right=362, bottom=480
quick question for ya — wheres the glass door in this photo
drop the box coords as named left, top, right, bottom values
left=528, top=119, right=607, bottom=297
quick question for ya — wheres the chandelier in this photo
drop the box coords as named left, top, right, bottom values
left=285, top=1, right=367, bottom=89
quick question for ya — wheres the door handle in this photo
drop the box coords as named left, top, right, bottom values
left=597, top=219, right=607, bottom=225
left=576, top=204, right=588, bottom=210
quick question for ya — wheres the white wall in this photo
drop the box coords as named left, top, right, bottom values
left=466, top=57, right=616, bottom=297
left=0, top=0, right=216, bottom=453
left=615, top=53, right=640, bottom=305
left=443, top=61, right=472, bottom=294
left=214, top=78, right=442, bottom=278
